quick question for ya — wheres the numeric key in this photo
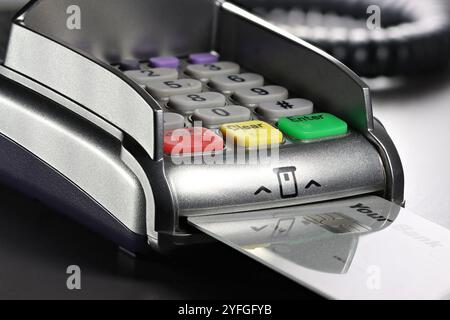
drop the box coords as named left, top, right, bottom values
left=209, top=73, right=264, bottom=92
left=170, top=92, right=226, bottom=112
left=164, top=112, right=185, bottom=130
left=193, top=105, right=251, bottom=127
left=124, top=68, right=178, bottom=85
left=146, top=79, right=202, bottom=98
left=233, top=86, right=288, bottom=105
left=186, top=62, right=240, bottom=80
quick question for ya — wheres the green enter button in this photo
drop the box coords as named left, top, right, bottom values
left=278, top=113, right=348, bottom=140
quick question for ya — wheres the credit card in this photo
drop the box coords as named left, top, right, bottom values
left=189, top=196, right=450, bottom=300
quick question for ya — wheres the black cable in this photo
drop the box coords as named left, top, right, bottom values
left=236, top=0, right=450, bottom=77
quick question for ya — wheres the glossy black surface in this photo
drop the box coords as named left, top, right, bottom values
left=0, top=184, right=319, bottom=299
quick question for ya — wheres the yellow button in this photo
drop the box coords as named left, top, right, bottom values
left=220, top=120, right=283, bottom=148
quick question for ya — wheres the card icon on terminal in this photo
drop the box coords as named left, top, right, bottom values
left=274, top=167, right=299, bottom=199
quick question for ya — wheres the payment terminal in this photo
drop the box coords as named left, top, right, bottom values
left=0, top=0, right=449, bottom=299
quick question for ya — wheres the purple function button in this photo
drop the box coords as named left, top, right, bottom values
left=149, top=56, right=180, bottom=68
left=189, top=52, right=219, bottom=64
left=119, top=59, right=141, bottom=71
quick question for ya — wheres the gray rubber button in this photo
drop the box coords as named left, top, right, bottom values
left=164, top=112, right=185, bottom=130
left=233, top=86, right=289, bottom=105
left=186, top=62, right=240, bottom=80
left=257, top=98, right=314, bottom=120
left=146, top=79, right=202, bottom=98
left=209, top=73, right=264, bottom=92
left=124, top=68, right=178, bottom=85
left=192, top=105, right=252, bottom=127
left=170, top=92, right=226, bottom=112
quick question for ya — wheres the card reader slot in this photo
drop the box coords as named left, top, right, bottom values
left=166, top=132, right=386, bottom=216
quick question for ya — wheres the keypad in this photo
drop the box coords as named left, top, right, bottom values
left=117, top=52, right=350, bottom=154
left=186, top=62, right=240, bottom=80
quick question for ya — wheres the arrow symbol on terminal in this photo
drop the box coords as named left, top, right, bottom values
left=305, top=180, right=322, bottom=189
left=254, top=186, right=272, bottom=195
left=251, top=225, right=269, bottom=232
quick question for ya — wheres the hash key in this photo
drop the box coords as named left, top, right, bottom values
left=257, top=98, right=314, bottom=120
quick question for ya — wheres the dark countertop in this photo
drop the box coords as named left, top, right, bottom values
left=0, top=185, right=319, bottom=299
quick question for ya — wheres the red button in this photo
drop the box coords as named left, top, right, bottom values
left=164, top=127, right=224, bottom=155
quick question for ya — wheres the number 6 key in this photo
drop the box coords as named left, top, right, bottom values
left=209, top=73, right=264, bottom=92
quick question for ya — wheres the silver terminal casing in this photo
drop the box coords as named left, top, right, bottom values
left=0, top=0, right=404, bottom=252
